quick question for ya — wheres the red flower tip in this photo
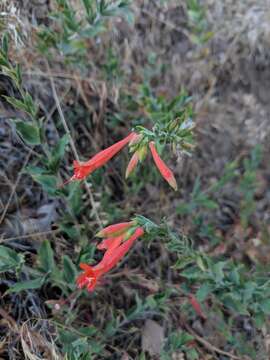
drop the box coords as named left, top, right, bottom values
left=76, top=263, right=103, bottom=292
left=96, top=221, right=135, bottom=238
left=126, top=152, right=140, bottom=178
left=65, top=133, right=136, bottom=184
left=149, top=141, right=178, bottom=191
left=77, top=226, right=144, bottom=292
left=188, top=294, right=207, bottom=320
left=97, top=234, right=124, bottom=251
left=72, top=160, right=95, bottom=180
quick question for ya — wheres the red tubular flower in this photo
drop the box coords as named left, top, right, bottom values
left=102, top=227, right=144, bottom=271
left=76, top=226, right=144, bottom=292
left=67, top=132, right=137, bottom=182
left=125, top=151, right=140, bottom=178
left=96, top=221, right=135, bottom=238
left=97, top=234, right=124, bottom=251
left=149, top=141, right=178, bottom=191
left=76, top=263, right=104, bottom=292
left=188, top=294, right=207, bottom=320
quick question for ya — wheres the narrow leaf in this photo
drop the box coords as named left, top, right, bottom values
left=32, top=174, right=58, bottom=195
left=0, top=245, right=24, bottom=273
left=62, top=255, right=77, bottom=283
left=38, top=240, right=55, bottom=273
left=15, top=121, right=40, bottom=145
left=7, top=277, right=45, bottom=293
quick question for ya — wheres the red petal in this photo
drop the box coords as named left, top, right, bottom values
left=125, top=152, right=140, bottom=178
left=65, top=133, right=136, bottom=184
left=97, top=235, right=124, bottom=251
left=96, top=221, right=135, bottom=238
left=79, top=263, right=93, bottom=272
left=76, top=263, right=104, bottom=292
left=149, top=142, right=177, bottom=191
left=188, top=294, right=207, bottom=320
left=83, top=132, right=135, bottom=168
left=76, top=226, right=144, bottom=292
left=102, top=227, right=144, bottom=271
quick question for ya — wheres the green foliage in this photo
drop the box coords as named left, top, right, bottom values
left=6, top=277, right=46, bottom=294
left=0, top=37, right=70, bottom=198
left=181, top=257, right=270, bottom=324
left=0, top=245, right=24, bottom=273
left=176, top=146, right=262, bottom=243
left=48, top=134, right=70, bottom=172
left=15, top=121, right=41, bottom=145
left=62, top=255, right=77, bottom=283
left=239, top=145, right=262, bottom=228
left=60, top=325, right=103, bottom=360
left=37, top=0, right=133, bottom=61
left=38, top=239, right=56, bottom=273
left=102, top=47, right=122, bottom=81
left=134, top=86, right=194, bottom=151
left=186, top=0, right=213, bottom=44
left=177, top=177, right=218, bottom=216
left=161, top=330, right=198, bottom=360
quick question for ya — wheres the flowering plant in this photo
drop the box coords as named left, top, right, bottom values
left=66, top=90, right=195, bottom=193
left=77, top=221, right=144, bottom=291
left=60, top=88, right=196, bottom=291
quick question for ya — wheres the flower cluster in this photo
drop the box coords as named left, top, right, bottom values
left=126, top=138, right=177, bottom=191
left=66, top=131, right=178, bottom=190
left=77, top=221, right=144, bottom=292
left=64, top=124, right=192, bottom=292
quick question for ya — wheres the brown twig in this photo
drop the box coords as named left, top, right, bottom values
left=184, top=323, right=244, bottom=360
left=0, top=229, right=61, bottom=243
left=45, top=61, right=102, bottom=228
left=0, top=308, right=18, bottom=332
left=0, top=150, right=32, bottom=226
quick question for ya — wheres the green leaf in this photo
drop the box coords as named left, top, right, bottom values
left=243, top=281, right=256, bottom=302
left=23, top=93, right=37, bottom=118
left=67, top=181, right=83, bottom=216
left=15, top=64, right=22, bottom=86
left=60, top=222, right=81, bottom=239
left=2, top=33, right=9, bottom=56
left=38, top=240, right=55, bottom=273
left=6, top=276, right=45, bottom=293
left=62, top=255, right=77, bottom=283
left=186, top=348, right=199, bottom=360
left=169, top=331, right=194, bottom=348
left=222, top=293, right=250, bottom=315
left=48, top=134, right=69, bottom=172
left=181, top=266, right=207, bottom=280
left=196, top=283, right=213, bottom=302
left=196, top=195, right=218, bottom=210
left=77, top=326, right=97, bottom=337
left=15, top=121, right=40, bottom=145
left=79, top=23, right=106, bottom=38
left=0, top=245, right=24, bottom=273
left=212, top=261, right=226, bottom=283
left=26, top=165, right=45, bottom=176
left=32, top=174, right=58, bottom=195
left=254, top=312, right=265, bottom=328
left=260, top=299, right=270, bottom=315
left=4, top=96, right=36, bottom=118
left=0, top=52, right=9, bottom=67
